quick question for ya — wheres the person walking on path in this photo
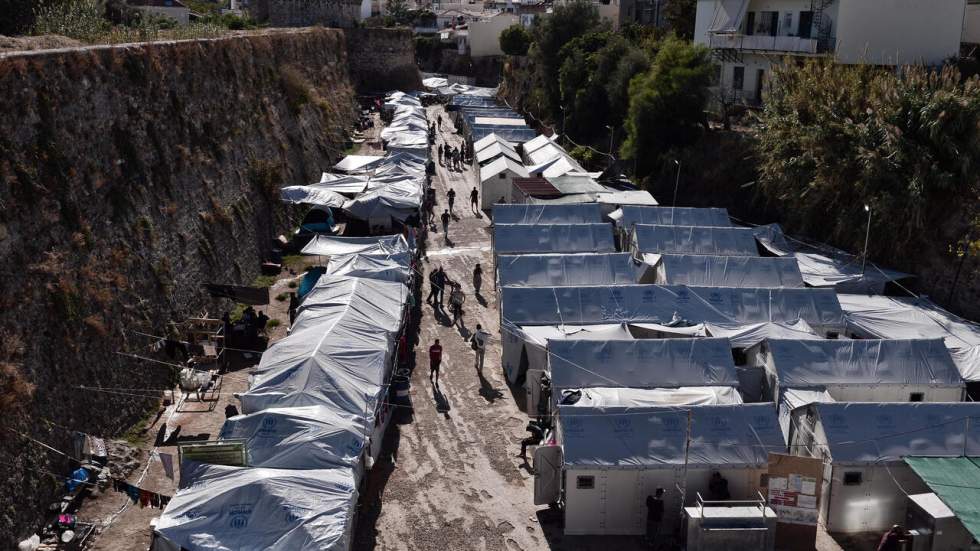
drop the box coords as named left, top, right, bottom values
left=645, top=489, right=665, bottom=548
left=449, top=282, right=465, bottom=327
left=429, top=339, right=443, bottom=387
left=470, top=187, right=479, bottom=213
left=437, top=114, right=442, bottom=129
left=470, top=323, right=489, bottom=373
left=441, top=209, right=450, bottom=240
left=426, top=267, right=442, bottom=305
left=472, top=263, right=483, bottom=296
left=434, top=267, right=447, bottom=306
left=438, top=143, right=444, bottom=165
left=447, top=188, right=456, bottom=215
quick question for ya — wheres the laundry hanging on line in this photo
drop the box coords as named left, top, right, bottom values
left=110, top=478, right=171, bottom=509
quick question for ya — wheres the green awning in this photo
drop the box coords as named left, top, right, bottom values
left=905, top=456, right=980, bottom=541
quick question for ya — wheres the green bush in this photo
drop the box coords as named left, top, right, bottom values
left=500, top=24, right=532, bottom=56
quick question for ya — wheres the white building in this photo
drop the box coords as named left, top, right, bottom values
left=694, top=0, right=968, bottom=105
left=965, top=0, right=980, bottom=44
left=128, top=0, right=190, bottom=24
left=479, top=156, right=529, bottom=209
left=468, top=12, right=520, bottom=56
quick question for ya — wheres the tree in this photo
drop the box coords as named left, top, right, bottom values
left=662, top=0, right=696, bottom=40
left=499, top=23, right=531, bottom=56
left=621, top=36, right=713, bottom=177
left=756, top=59, right=980, bottom=258
left=529, top=0, right=602, bottom=120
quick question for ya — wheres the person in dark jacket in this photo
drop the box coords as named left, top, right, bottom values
left=645, top=488, right=665, bottom=546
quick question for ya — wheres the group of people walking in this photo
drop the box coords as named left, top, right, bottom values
left=425, top=262, right=488, bottom=387
left=438, top=143, right=468, bottom=171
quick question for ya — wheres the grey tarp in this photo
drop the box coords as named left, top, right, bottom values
left=341, top=178, right=421, bottom=224
left=839, top=293, right=980, bottom=382
left=492, top=203, right=604, bottom=224
left=493, top=223, right=615, bottom=255
left=614, top=206, right=731, bottom=228
left=632, top=224, right=759, bottom=256
left=326, top=251, right=412, bottom=283
left=219, top=406, right=365, bottom=470
left=501, top=322, right=634, bottom=383
left=766, top=338, right=963, bottom=387
left=300, top=234, right=410, bottom=257
left=240, top=275, right=407, bottom=434
left=333, top=155, right=385, bottom=174
left=154, top=463, right=357, bottom=551
left=808, top=403, right=980, bottom=464
left=778, top=388, right=835, bottom=444
left=558, top=403, right=784, bottom=468
left=559, top=386, right=743, bottom=408
left=316, top=174, right=371, bottom=195
left=496, top=253, right=650, bottom=287
left=547, top=338, right=739, bottom=390
left=500, top=285, right=844, bottom=332
left=280, top=186, right=348, bottom=208
left=703, top=320, right=820, bottom=348
left=754, top=223, right=910, bottom=293
left=649, top=254, right=805, bottom=288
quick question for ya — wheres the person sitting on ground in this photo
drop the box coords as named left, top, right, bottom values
left=255, top=311, right=270, bottom=333
left=498, top=196, right=507, bottom=204
left=519, top=419, right=545, bottom=458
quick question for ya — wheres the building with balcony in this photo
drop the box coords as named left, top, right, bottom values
left=694, top=0, right=968, bottom=106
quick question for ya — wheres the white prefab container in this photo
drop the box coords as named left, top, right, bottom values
left=496, top=253, right=652, bottom=289
left=492, top=223, right=616, bottom=255
left=555, top=403, right=785, bottom=536
left=650, top=254, right=805, bottom=288
left=631, top=224, right=759, bottom=256
left=786, top=402, right=980, bottom=534
left=748, top=338, right=965, bottom=404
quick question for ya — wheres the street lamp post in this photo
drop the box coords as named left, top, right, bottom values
left=861, top=204, right=872, bottom=275
left=605, top=125, right=615, bottom=157
left=672, top=159, right=682, bottom=206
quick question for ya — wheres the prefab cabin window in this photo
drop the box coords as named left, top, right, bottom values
left=843, top=472, right=862, bottom=486
left=576, top=476, right=595, bottom=490
left=909, top=392, right=924, bottom=402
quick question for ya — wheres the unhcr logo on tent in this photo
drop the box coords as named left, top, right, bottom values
left=875, top=414, right=896, bottom=432
left=283, top=506, right=304, bottom=523
left=827, top=413, right=847, bottom=428
left=565, top=418, right=585, bottom=435
left=642, top=289, right=655, bottom=304
left=228, top=504, right=253, bottom=529
left=613, top=417, right=633, bottom=436
left=661, top=415, right=683, bottom=433
left=708, top=416, right=730, bottom=433
left=347, top=436, right=364, bottom=456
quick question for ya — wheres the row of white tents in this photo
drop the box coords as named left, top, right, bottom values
left=152, top=98, right=427, bottom=551
left=488, top=202, right=980, bottom=538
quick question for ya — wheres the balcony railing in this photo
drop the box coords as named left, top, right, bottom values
left=708, top=33, right=819, bottom=54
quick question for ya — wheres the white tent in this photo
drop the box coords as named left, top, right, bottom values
left=838, top=293, right=980, bottom=382
left=777, top=388, right=835, bottom=444
left=556, top=403, right=785, bottom=535
left=547, top=338, right=739, bottom=391
left=648, top=254, right=805, bottom=288
left=703, top=320, right=820, bottom=348
left=474, top=132, right=516, bottom=153
left=558, top=386, right=743, bottom=408
left=316, top=173, right=371, bottom=195
left=292, top=274, right=406, bottom=335
left=496, top=253, right=651, bottom=288
left=631, top=225, right=759, bottom=256
left=493, top=223, right=615, bottom=255
left=476, top=142, right=522, bottom=165
left=492, top=203, right=604, bottom=224
left=300, top=234, right=410, bottom=257
left=523, top=134, right=556, bottom=156
left=786, top=402, right=980, bottom=533
left=153, top=463, right=357, bottom=551
left=332, top=155, right=385, bottom=174
left=341, top=178, right=421, bottom=227
left=613, top=205, right=731, bottom=228
left=500, top=285, right=845, bottom=336
left=752, top=338, right=964, bottom=403
left=280, top=186, right=348, bottom=208
left=219, top=405, right=366, bottom=471
left=325, top=251, right=412, bottom=283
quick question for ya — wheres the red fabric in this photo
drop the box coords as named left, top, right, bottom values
left=429, top=344, right=442, bottom=362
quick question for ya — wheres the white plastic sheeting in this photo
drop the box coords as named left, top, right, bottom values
left=807, top=403, right=980, bottom=464
left=219, top=406, right=365, bottom=470
left=547, top=338, right=739, bottom=390
left=649, top=254, right=805, bottom=288
left=778, top=388, right=835, bottom=444
left=240, top=275, right=406, bottom=432
left=480, top=156, right=528, bottom=183
left=708, top=0, right=750, bottom=32
left=316, top=174, right=372, bottom=195
left=500, top=322, right=634, bottom=384
left=474, top=133, right=516, bottom=153
left=703, top=320, right=820, bottom=348
left=632, top=225, right=759, bottom=256
left=476, top=142, right=522, bottom=165
left=558, top=386, right=743, bottom=408
left=766, top=338, right=963, bottom=387
left=300, top=234, right=410, bottom=257
left=839, top=294, right=980, bottom=382
left=341, top=178, right=421, bottom=224
left=333, top=155, right=385, bottom=174
left=496, top=253, right=650, bottom=287
left=558, top=403, right=784, bottom=468
left=501, top=285, right=845, bottom=332
left=493, top=223, right=615, bottom=255
left=154, top=463, right=357, bottom=551
left=614, top=205, right=731, bottom=228
left=754, top=224, right=910, bottom=293
left=280, top=186, right=348, bottom=208
left=326, top=251, right=412, bottom=283
left=492, top=203, right=604, bottom=224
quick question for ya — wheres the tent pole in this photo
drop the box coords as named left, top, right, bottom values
left=679, top=409, right=693, bottom=525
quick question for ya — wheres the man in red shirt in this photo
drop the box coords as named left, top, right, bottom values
left=429, top=339, right=443, bottom=387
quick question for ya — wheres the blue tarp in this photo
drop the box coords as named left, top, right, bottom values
left=298, top=267, right=327, bottom=300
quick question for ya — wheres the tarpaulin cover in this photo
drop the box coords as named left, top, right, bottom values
left=548, top=338, right=739, bottom=390
left=778, top=388, right=835, bottom=443
left=471, top=127, right=537, bottom=144
left=593, top=190, right=658, bottom=206
left=476, top=142, right=522, bottom=165
left=496, top=253, right=649, bottom=287
left=316, top=174, right=371, bottom=195
left=493, top=223, right=615, bottom=254
left=651, top=254, right=805, bottom=288
left=341, top=179, right=421, bottom=223
left=333, top=155, right=384, bottom=174
left=219, top=406, right=365, bottom=470
left=558, top=403, right=784, bottom=468
left=615, top=206, right=731, bottom=228
left=280, top=186, right=348, bottom=208
left=905, top=457, right=980, bottom=542
left=501, top=285, right=844, bottom=330
left=501, top=322, right=634, bottom=383
left=767, top=338, right=963, bottom=387
left=703, top=320, right=820, bottom=348
left=300, top=234, right=409, bottom=257
left=559, top=386, right=743, bottom=408
left=545, top=174, right=606, bottom=195
left=240, top=275, right=406, bottom=431
left=810, top=402, right=980, bottom=464
left=492, top=203, right=604, bottom=224
left=155, top=462, right=356, bottom=551
left=754, top=223, right=910, bottom=293
left=523, top=134, right=556, bottom=155
left=632, top=225, right=759, bottom=256
left=326, top=251, right=412, bottom=283
left=839, top=293, right=980, bottom=382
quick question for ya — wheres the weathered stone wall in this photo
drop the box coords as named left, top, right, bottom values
left=253, top=0, right=361, bottom=28
left=346, top=27, right=422, bottom=93
left=0, top=28, right=361, bottom=546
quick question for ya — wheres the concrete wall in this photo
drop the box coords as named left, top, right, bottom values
left=254, top=0, right=361, bottom=26
left=835, top=0, right=965, bottom=65
left=825, top=464, right=929, bottom=533
left=469, top=13, right=519, bottom=57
